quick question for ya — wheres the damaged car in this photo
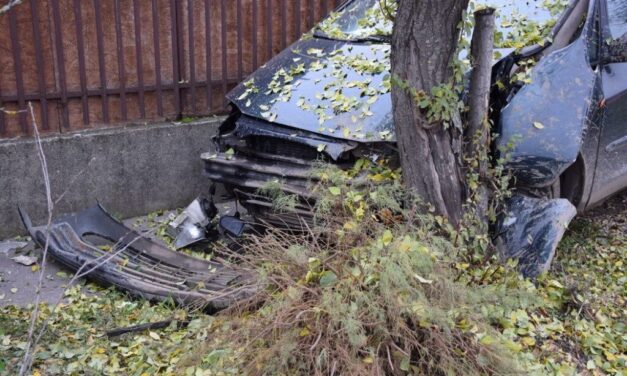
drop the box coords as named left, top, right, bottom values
left=203, top=0, right=627, bottom=276
left=19, top=0, right=626, bottom=308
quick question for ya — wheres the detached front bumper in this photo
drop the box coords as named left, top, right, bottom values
left=20, top=204, right=257, bottom=311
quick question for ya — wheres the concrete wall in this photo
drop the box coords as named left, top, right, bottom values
left=0, top=117, right=223, bottom=238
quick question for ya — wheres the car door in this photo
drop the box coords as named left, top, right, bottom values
left=588, top=0, right=627, bottom=206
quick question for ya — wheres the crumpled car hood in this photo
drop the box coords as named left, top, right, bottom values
left=227, top=37, right=394, bottom=143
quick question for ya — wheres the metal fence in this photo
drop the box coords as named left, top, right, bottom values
left=0, top=0, right=343, bottom=138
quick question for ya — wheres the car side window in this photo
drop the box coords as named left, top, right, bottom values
left=588, top=2, right=602, bottom=67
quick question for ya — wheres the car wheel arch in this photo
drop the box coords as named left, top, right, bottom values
left=557, top=154, right=586, bottom=208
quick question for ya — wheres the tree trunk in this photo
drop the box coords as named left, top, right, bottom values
left=466, top=8, right=496, bottom=226
left=391, top=0, right=469, bottom=226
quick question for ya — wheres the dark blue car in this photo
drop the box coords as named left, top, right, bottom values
left=203, top=0, right=627, bottom=276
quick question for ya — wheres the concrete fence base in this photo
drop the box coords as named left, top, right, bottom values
left=0, top=118, right=224, bottom=238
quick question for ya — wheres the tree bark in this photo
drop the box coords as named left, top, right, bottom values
left=466, top=8, right=496, bottom=225
left=391, top=0, right=469, bottom=226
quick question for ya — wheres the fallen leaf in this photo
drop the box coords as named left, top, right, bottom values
left=533, top=121, right=545, bottom=129
left=10, top=288, right=18, bottom=294
left=414, top=274, right=433, bottom=284
left=12, top=255, right=37, bottom=266
left=328, top=187, right=341, bottom=196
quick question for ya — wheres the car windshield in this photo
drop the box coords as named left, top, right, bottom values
left=316, top=0, right=395, bottom=41
left=316, top=0, right=561, bottom=43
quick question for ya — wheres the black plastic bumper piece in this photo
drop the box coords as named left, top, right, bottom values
left=19, top=204, right=256, bottom=311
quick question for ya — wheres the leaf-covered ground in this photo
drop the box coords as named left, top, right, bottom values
left=0, top=193, right=624, bottom=375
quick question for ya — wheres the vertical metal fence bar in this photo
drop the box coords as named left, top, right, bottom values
left=308, top=0, right=314, bottom=29
left=72, top=0, right=89, bottom=126
left=94, top=0, right=109, bottom=123
left=51, top=0, right=70, bottom=130
left=176, top=0, right=185, bottom=113
left=188, top=0, right=197, bottom=114
left=0, top=89, right=4, bottom=135
left=133, top=0, right=146, bottom=118
left=204, top=0, right=213, bottom=110
left=280, top=0, right=287, bottom=49
left=8, top=8, right=27, bottom=132
left=220, top=0, right=227, bottom=102
left=252, top=0, right=258, bottom=70
left=236, top=0, right=243, bottom=82
left=266, top=0, right=272, bottom=59
left=114, top=0, right=127, bottom=120
left=170, top=0, right=181, bottom=117
left=295, top=0, right=301, bottom=37
left=30, top=0, right=50, bottom=131
left=151, top=0, right=163, bottom=116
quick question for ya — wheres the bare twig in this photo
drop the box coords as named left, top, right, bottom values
left=19, top=102, right=54, bottom=376
left=18, top=103, right=148, bottom=374
left=0, top=0, right=22, bottom=15
left=106, top=320, right=190, bottom=338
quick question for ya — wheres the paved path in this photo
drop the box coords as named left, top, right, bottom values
left=0, top=240, right=70, bottom=307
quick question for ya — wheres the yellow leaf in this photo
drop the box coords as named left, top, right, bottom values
left=370, top=174, right=385, bottom=182
left=480, top=335, right=495, bottom=345
left=533, top=121, right=545, bottom=129
left=299, top=327, right=310, bottom=337
left=382, top=230, right=393, bottom=246
left=362, top=356, right=374, bottom=364
left=149, top=331, right=161, bottom=340
left=521, top=337, right=536, bottom=346
left=604, top=351, right=616, bottom=361
left=343, top=222, right=356, bottom=230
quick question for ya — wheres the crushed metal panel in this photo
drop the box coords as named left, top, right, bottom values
left=495, top=195, right=577, bottom=277
left=227, top=38, right=394, bottom=143
left=497, top=7, right=599, bottom=188
left=19, top=204, right=256, bottom=311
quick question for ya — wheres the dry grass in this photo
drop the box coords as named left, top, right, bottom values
left=207, top=175, right=531, bottom=375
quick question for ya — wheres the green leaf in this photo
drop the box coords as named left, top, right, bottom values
left=400, top=357, right=410, bottom=371
left=328, top=187, right=341, bottom=196
left=319, top=271, right=338, bottom=288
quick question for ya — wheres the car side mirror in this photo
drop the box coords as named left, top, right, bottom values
left=603, top=32, right=627, bottom=64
